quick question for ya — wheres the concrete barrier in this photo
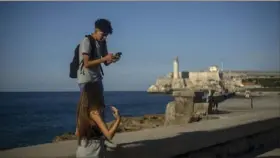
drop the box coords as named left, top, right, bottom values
left=1, top=110, right=279, bottom=158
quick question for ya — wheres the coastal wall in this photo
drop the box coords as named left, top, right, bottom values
left=103, top=112, right=280, bottom=158
left=1, top=110, right=279, bottom=158
left=175, top=125, right=280, bottom=158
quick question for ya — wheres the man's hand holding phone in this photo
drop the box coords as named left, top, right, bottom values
left=112, top=52, right=122, bottom=63
left=103, top=53, right=113, bottom=63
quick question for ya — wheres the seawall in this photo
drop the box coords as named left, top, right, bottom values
left=1, top=97, right=279, bottom=158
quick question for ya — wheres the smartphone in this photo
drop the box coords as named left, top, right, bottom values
left=115, top=52, right=122, bottom=56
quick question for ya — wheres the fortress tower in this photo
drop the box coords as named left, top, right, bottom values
left=173, top=56, right=179, bottom=79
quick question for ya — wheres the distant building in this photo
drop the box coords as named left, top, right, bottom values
left=209, top=65, right=219, bottom=72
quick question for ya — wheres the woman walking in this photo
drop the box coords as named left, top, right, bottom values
left=76, top=82, right=121, bottom=158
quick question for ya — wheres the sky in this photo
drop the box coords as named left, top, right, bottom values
left=0, top=1, right=279, bottom=92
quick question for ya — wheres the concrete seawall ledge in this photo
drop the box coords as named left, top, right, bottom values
left=1, top=111, right=280, bottom=158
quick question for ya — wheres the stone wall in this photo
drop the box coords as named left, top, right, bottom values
left=189, top=72, right=221, bottom=84
left=166, top=72, right=189, bottom=79
left=172, top=79, right=187, bottom=89
left=174, top=126, right=280, bottom=158
left=2, top=109, right=279, bottom=158
left=156, top=78, right=172, bottom=87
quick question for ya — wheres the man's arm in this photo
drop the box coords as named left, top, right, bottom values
left=80, top=38, right=107, bottom=68
left=84, top=55, right=106, bottom=68
left=102, top=41, right=113, bottom=66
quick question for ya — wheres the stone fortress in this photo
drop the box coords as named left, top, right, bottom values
left=147, top=56, right=246, bottom=94
left=146, top=57, right=280, bottom=127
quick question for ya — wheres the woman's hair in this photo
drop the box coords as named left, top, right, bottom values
left=76, top=83, right=103, bottom=146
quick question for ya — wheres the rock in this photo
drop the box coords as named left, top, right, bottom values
left=164, top=101, right=177, bottom=126
left=159, top=85, right=171, bottom=93
left=147, top=84, right=171, bottom=93
left=164, top=98, right=194, bottom=126
left=124, top=126, right=142, bottom=131
left=156, top=78, right=172, bottom=86
left=107, top=115, right=166, bottom=132
left=53, top=132, right=77, bottom=142
left=53, top=114, right=165, bottom=143
left=147, top=85, right=158, bottom=93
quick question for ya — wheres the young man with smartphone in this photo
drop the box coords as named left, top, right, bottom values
left=75, top=18, right=121, bottom=150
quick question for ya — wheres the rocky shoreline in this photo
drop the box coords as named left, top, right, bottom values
left=52, top=113, right=207, bottom=143
left=53, top=114, right=165, bottom=143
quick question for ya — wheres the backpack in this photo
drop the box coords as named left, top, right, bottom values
left=69, top=35, right=104, bottom=79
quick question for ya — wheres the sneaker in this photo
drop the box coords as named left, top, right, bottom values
left=104, top=139, right=117, bottom=151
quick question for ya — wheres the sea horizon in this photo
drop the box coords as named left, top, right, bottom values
left=0, top=90, right=148, bottom=93
left=0, top=91, right=173, bottom=149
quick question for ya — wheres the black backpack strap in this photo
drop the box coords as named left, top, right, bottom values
left=86, top=35, right=104, bottom=76
left=76, top=45, right=85, bottom=74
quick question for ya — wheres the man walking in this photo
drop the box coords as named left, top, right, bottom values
left=75, top=18, right=120, bottom=149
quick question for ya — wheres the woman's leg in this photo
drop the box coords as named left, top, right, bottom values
left=95, top=81, right=118, bottom=150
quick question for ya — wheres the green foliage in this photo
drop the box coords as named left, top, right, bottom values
left=243, top=78, right=280, bottom=88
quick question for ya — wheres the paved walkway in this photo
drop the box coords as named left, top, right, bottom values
left=257, top=148, right=280, bottom=158
left=213, top=95, right=280, bottom=118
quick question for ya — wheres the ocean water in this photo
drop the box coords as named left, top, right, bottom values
left=0, top=91, right=173, bottom=150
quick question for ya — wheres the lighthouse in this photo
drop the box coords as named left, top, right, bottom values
left=173, top=56, right=179, bottom=79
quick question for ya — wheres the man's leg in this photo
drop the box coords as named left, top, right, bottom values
left=79, top=83, right=86, bottom=93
